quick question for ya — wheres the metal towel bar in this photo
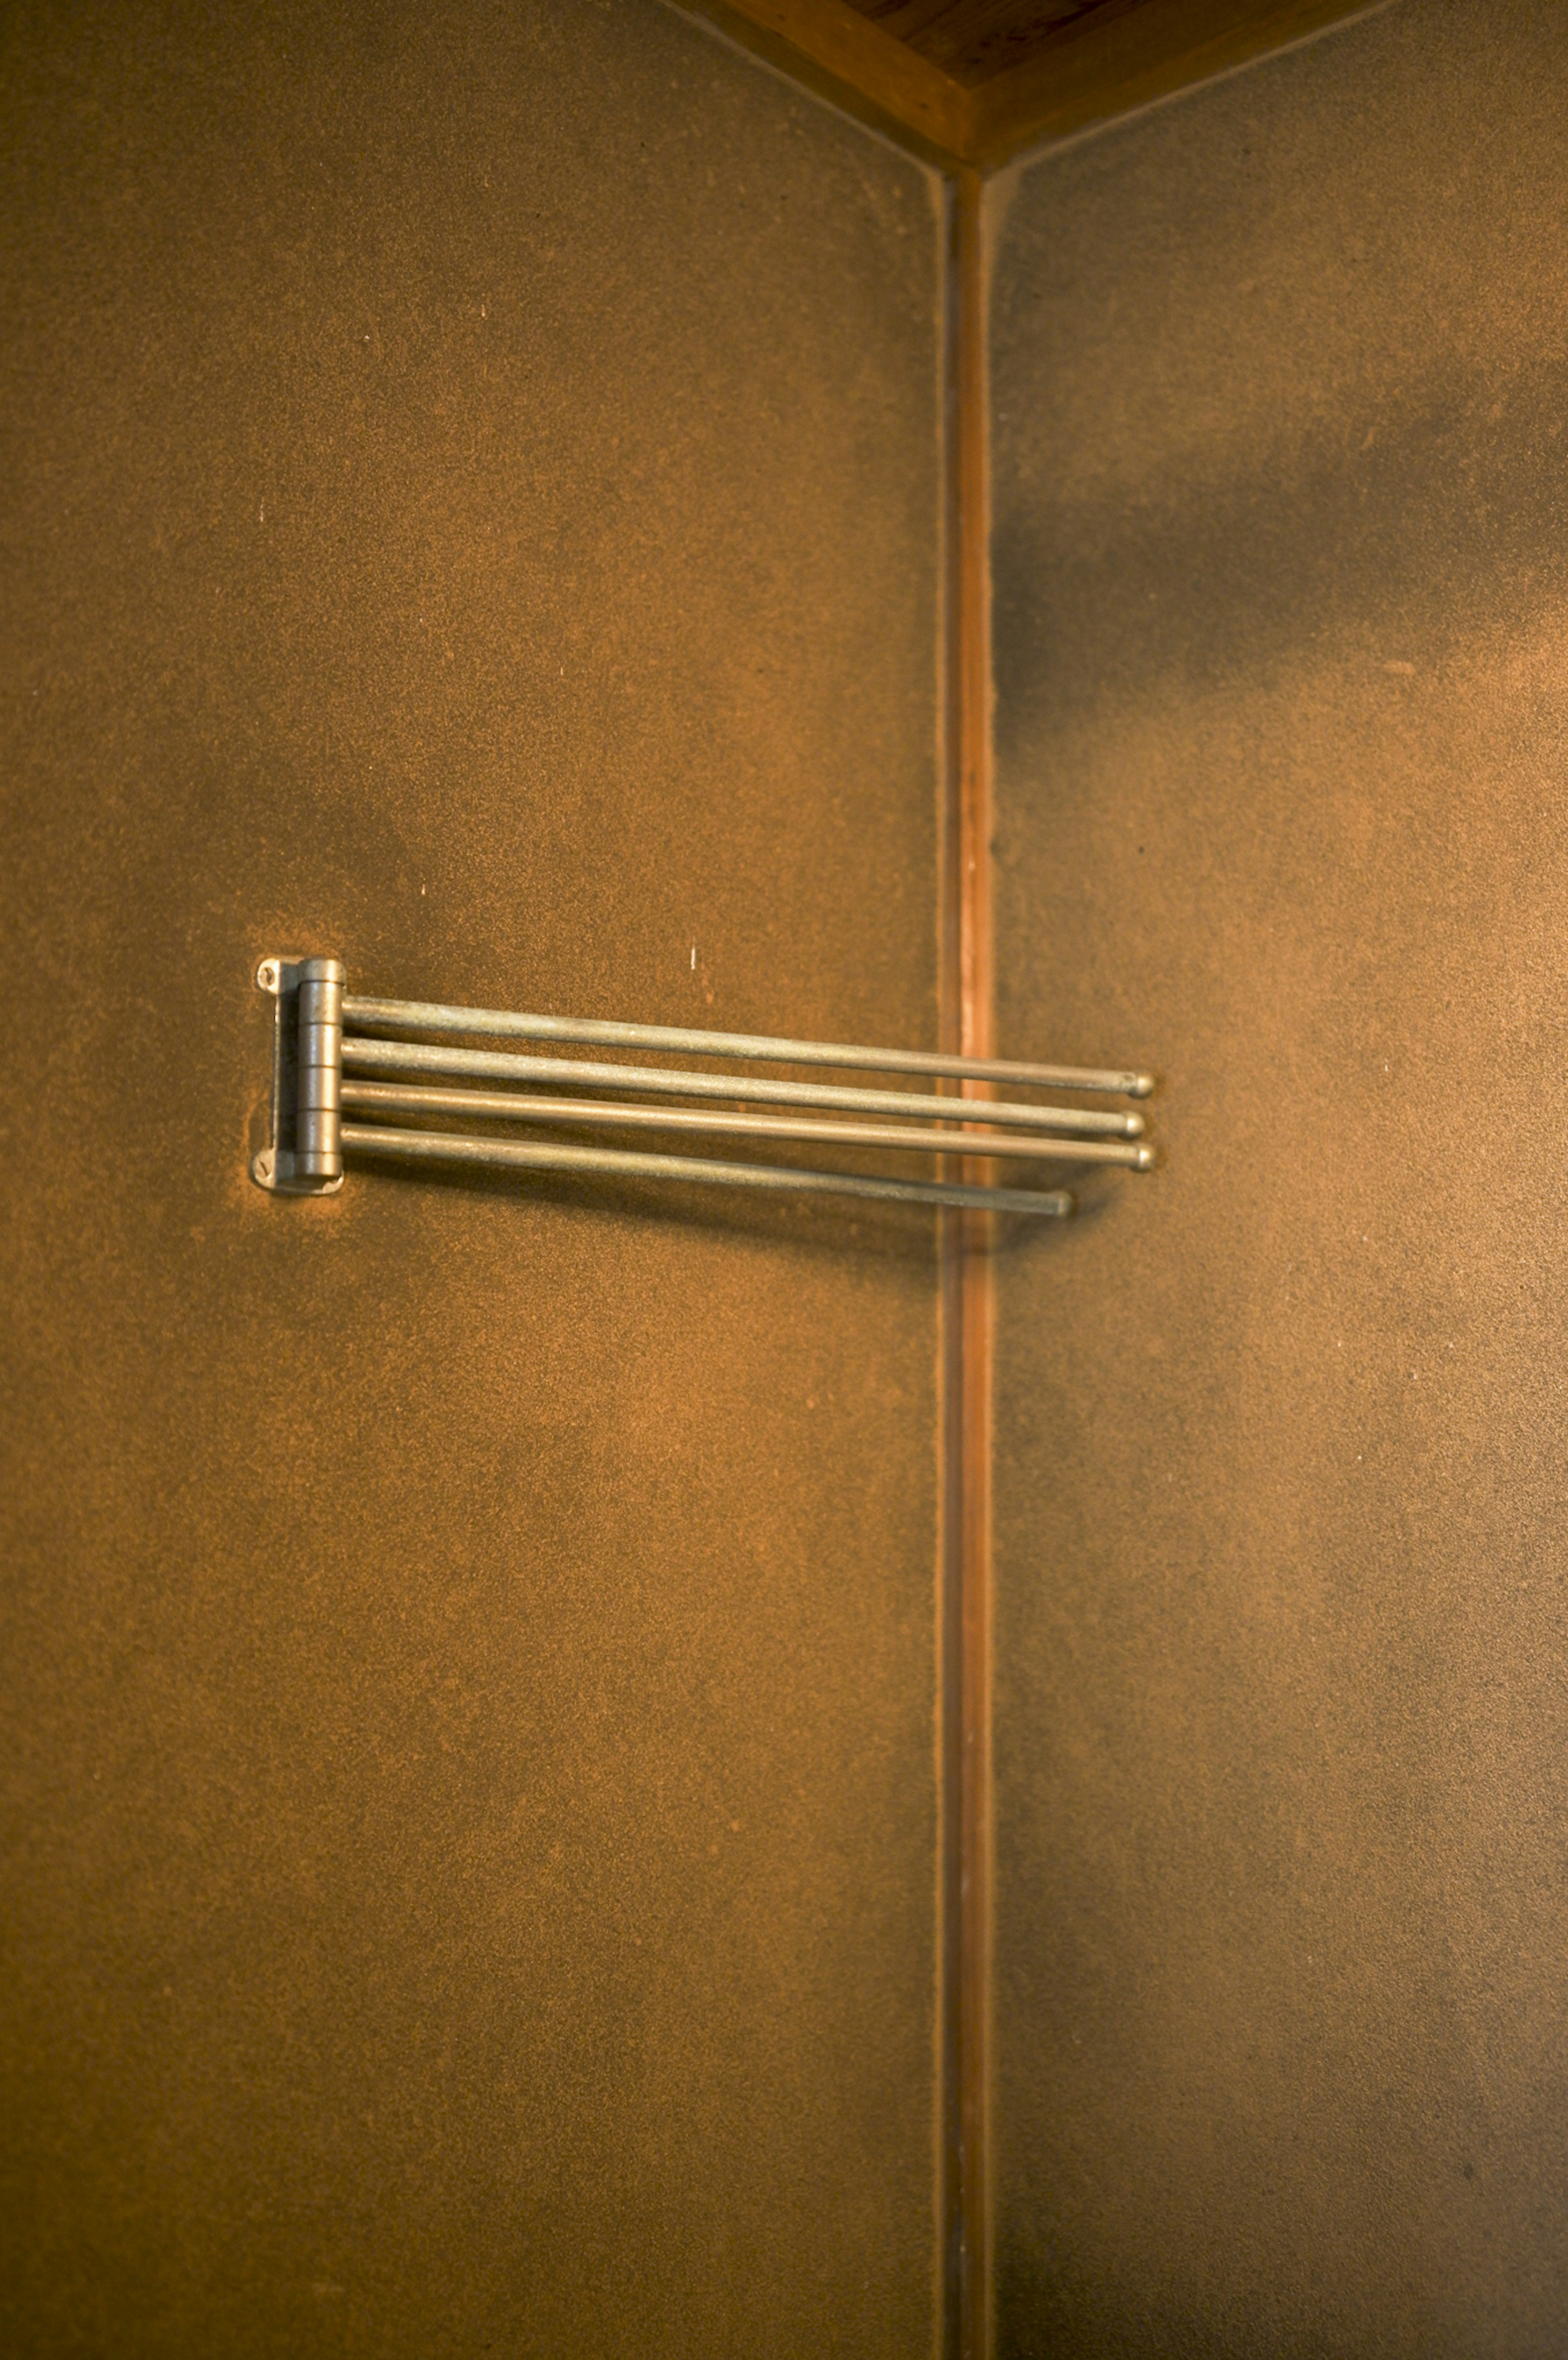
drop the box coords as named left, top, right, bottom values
left=252, top=956, right=1157, bottom=1220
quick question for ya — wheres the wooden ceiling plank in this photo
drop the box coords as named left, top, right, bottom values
left=849, top=0, right=1145, bottom=92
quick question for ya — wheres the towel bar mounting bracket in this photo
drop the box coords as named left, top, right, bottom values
left=252, top=955, right=345, bottom=1196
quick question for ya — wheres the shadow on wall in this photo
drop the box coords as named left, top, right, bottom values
left=999, top=2234, right=1275, bottom=2360
left=991, top=352, right=1568, bottom=760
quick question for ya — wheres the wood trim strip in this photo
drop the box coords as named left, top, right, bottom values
left=933, top=179, right=962, bottom=2360
left=937, top=170, right=966, bottom=2360
left=938, top=164, right=996, bottom=2360
left=955, top=165, right=996, bottom=2360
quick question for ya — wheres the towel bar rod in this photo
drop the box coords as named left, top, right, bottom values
left=340, top=1038, right=1145, bottom=1138
left=341, top=1124, right=1075, bottom=1214
left=339, top=1081, right=1156, bottom=1167
left=343, top=994, right=1154, bottom=1100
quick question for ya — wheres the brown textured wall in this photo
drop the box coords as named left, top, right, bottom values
left=0, top=4, right=945, bottom=2351
left=987, top=2, right=1568, bottom=2350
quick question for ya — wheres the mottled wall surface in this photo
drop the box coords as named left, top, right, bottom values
left=0, top=4, right=942, bottom=2351
left=988, top=3, right=1568, bottom=2351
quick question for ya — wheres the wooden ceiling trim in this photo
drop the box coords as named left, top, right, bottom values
left=677, top=0, right=971, bottom=165
left=969, top=0, right=1384, bottom=166
left=681, top=0, right=1379, bottom=170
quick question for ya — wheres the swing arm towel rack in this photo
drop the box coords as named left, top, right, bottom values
left=252, top=956, right=1157, bottom=1219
